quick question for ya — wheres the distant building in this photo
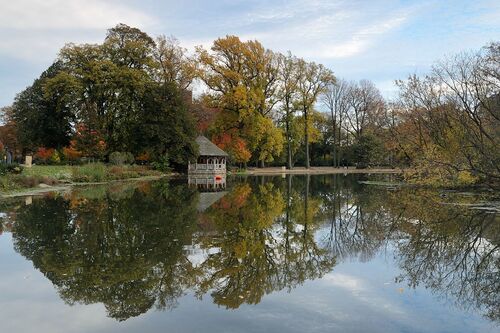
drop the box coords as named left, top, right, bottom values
left=189, top=136, right=228, bottom=175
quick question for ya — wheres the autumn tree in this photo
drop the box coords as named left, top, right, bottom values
left=296, top=59, right=335, bottom=168
left=154, top=35, right=197, bottom=90
left=394, top=43, right=500, bottom=186
left=276, top=52, right=301, bottom=169
left=213, top=131, right=251, bottom=166
left=196, top=36, right=283, bottom=167
left=0, top=106, right=22, bottom=157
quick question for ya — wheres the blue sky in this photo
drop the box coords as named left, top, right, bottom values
left=1, top=0, right=499, bottom=107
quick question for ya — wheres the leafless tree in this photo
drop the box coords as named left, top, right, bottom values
left=322, top=79, right=351, bottom=166
left=344, top=80, right=385, bottom=139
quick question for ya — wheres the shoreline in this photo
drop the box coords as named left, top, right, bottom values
left=242, top=167, right=404, bottom=175
left=1, top=168, right=402, bottom=199
left=0, top=175, right=167, bottom=199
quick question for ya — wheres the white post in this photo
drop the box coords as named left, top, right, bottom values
left=25, top=155, right=33, bottom=168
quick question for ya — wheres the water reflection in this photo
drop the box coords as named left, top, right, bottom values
left=1, top=176, right=498, bottom=323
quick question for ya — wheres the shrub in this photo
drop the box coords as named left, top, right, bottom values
left=107, top=165, right=159, bottom=180
left=151, top=154, right=171, bottom=172
left=50, top=150, right=61, bottom=164
left=136, top=152, right=150, bottom=164
left=34, top=147, right=55, bottom=164
left=0, top=164, right=7, bottom=176
left=109, top=165, right=124, bottom=177
left=63, top=141, right=83, bottom=164
left=109, top=152, right=134, bottom=165
left=7, top=163, right=23, bottom=174
left=72, top=163, right=109, bottom=182
left=457, top=171, right=479, bottom=186
left=0, top=163, right=24, bottom=176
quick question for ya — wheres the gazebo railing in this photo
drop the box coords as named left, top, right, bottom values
left=189, top=163, right=225, bottom=171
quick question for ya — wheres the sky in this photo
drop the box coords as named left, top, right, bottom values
left=0, top=0, right=499, bottom=107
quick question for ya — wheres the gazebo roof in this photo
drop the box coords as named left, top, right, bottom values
left=196, top=136, right=228, bottom=157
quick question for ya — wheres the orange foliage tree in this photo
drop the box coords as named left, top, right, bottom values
left=213, top=131, right=251, bottom=166
left=74, top=124, right=106, bottom=160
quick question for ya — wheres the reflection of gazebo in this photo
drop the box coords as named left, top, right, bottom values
left=189, top=136, right=228, bottom=174
left=196, top=191, right=227, bottom=212
left=188, top=175, right=226, bottom=192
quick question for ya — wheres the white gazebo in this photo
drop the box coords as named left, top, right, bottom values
left=188, top=136, right=228, bottom=174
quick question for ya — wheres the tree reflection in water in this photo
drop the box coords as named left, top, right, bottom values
left=3, top=176, right=499, bottom=322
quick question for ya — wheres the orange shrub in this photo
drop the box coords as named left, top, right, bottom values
left=63, top=141, right=82, bottom=162
left=35, top=147, right=55, bottom=163
left=136, top=152, right=150, bottom=163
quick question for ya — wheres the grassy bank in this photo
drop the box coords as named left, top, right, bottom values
left=0, top=164, right=164, bottom=193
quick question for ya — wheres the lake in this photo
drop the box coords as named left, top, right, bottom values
left=0, top=174, right=498, bottom=333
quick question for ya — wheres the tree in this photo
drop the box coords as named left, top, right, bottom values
left=213, top=131, right=251, bottom=166
left=9, top=61, right=74, bottom=151
left=0, top=106, right=22, bottom=157
left=344, top=80, right=384, bottom=140
left=197, top=180, right=334, bottom=308
left=154, top=35, right=197, bottom=90
left=196, top=36, right=283, bottom=166
left=135, top=83, right=198, bottom=169
left=296, top=59, right=335, bottom=168
left=73, top=124, right=106, bottom=160
left=36, top=24, right=198, bottom=169
left=351, top=133, right=384, bottom=168
left=394, top=44, right=500, bottom=186
left=322, top=79, right=351, bottom=166
left=12, top=181, right=200, bottom=321
left=277, top=52, right=301, bottom=169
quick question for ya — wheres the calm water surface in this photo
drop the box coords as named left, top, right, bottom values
left=0, top=174, right=498, bottom=333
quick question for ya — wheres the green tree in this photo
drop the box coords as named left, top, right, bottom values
left=10, top=61, right=74, bottom=150
left=135, top=83, right=198, bottom=169
left=40, top=24, right=197, bottom=169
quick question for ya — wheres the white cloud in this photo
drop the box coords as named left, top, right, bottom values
left=218, top=2, right=412, bottom=61
left=323, top=273, right=365, bottom=291
left=0, top=0, right=155, bottom=30
left=322, top=272, right=406, bottom=316
left=0, top=0, right=157, bottom=61
left=303, top=13, right=409, bottom=59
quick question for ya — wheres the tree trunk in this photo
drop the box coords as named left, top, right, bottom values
left=304, top=174, right=310, bottom=234
left=339, top=118, right=344, bottom=167
left=286, top=117, right=292, bottom=170
left=304, top=106, right=310, bottom=169
left=331, top=111, right=337, bottom=167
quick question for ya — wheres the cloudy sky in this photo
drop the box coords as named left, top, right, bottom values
left=1, top=0, right=499, bottom=107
